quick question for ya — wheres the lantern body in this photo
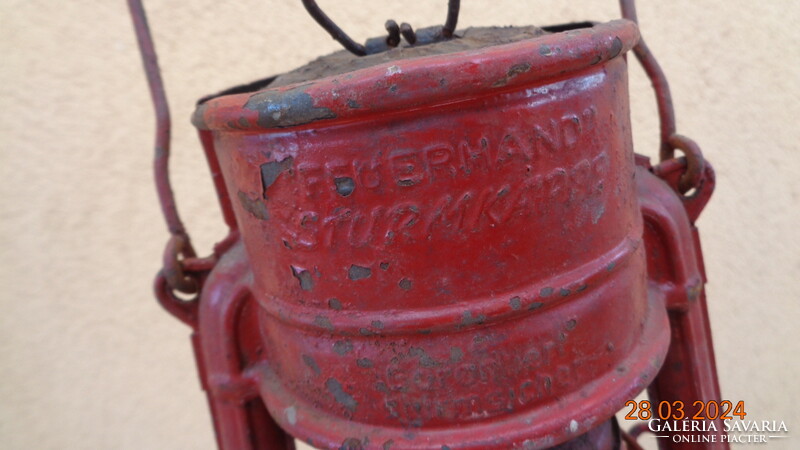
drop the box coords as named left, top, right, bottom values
left=187, top=20, right=694, bottom=449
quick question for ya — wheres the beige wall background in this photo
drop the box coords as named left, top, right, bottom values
left=1, top=1, right=798, bottom=449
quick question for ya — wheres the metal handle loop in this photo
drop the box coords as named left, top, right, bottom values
left=667, top=134, right=705, bottom=194
left=619, top=0, right=678, bottom=163
left=129, top=0, right=203, bottom=294
left=162, top=234, right=199, bottom=294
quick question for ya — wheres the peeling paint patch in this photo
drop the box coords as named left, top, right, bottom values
left=291, top=266, right=314, bottom=291
left=386, top=65, right=402, bottom=75
left=409, top=347, right=439, bottom=367
left=244, top=86, right=336, bottom=128
left=449, top=347, right=463, bottom=363
left=303, top=354, right=321, bottom=374
left=334, top=177, right=356, bottom=197
left=261, top=156, right=294, bottom=196
left=333, top=340, right=354, bottom=355
left=237, top=191, right=269, bottom=220
left=492, top=63, right=531, bottom=87
left=340, top=437, right=364, bottom=450
left=357, top=358, right=373, bottom=368
left=591, top=202, right=606, bottom=224
left=326, top=378, right=358, bottom=412
left=461, top=311, right=486, bottom=327
left=399, top=278, right=413, bottom=290
left=348, top=264, right=372, bottom=280
left=528, top=302, right=544, bottom=311
left=328, top=298, right=342, bottom=310
left=284, top=406, right=297, bottom=425
left=609, top=36, right=623, bottom=59
left=314, top=315, right=335, bottom=331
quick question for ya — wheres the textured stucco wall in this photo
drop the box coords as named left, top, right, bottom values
left=1, top=1, right=798, bottom=449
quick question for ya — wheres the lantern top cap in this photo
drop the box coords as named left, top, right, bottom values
left=192, top=19, right=639, bottom=132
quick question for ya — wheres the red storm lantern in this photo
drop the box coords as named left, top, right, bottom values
left=130, top=1, right=726, bottom=448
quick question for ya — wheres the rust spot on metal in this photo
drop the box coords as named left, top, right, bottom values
left=303, top=354, right=321, bottom=374
left=291, top=266, right=314, bottom=291
left=333, top=340, right=354, bottom=355
left=328, top=298, right=343, bottom=310
left=326, top=378, right=358, bottom=412
left=237, top=191, right=269, bottom=220
left=510, top=296, right=522, bottom=310
left=261, top=156, right=294, bottom=197
left=348, top=264, right=372, bottom=280
left=334, top=176, right=356, bottom=197
left=398, top=278, right=413, bottom=290
left=244, top=85, right=336, bottom=128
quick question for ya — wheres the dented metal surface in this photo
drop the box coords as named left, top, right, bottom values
left=132, top=1, right=726, bottom=448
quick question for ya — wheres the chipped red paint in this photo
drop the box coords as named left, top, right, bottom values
left=132, top=2, right=726, bottom=449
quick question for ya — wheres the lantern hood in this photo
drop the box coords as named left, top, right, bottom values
left=192, top=19, right=638, bottom=132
